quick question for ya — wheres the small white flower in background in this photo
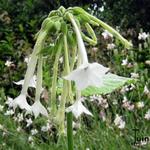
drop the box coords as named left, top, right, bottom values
left=143, top=85, right=150, bottom=95
left=122, top=96, right=134, bottom=111
left=0, top=104, right=4, bottom=112
left=114, top=114, right=125, bottom=129
left=107, top=43, right=115, bottom=50
left=31, top=101, right=48, bottom=118
left=5, top=60, right=13, bottom=67
left=17, top=113, right=24, bottom=122
left=13, top=75, right=37, bottom=88
left=97, top=96, right=108, bottom=109
left=121, top=58, right=128, bottom=66
left=91, top=47, right=98, bottom=52
left=4, top=109, right=14, bottom=116
left=66, top=98, right=93, bottom=118
left=120, top=85, right=134, bottom=94
left=16, top=126, right=21, bottom=132
left=130, top=72, right=139, bottom=79
left=28, top=136, right=34, bottom=142
left=5, top=97, right=13, bottom=108
left=31, top=129, right=38, bottom=135
left=12, top=94, right=31, bottom=112
left=41, top=122, right=51, bottom=132
left=26, top=118, right=33, bottom=127
left=0, top=124, right=4, bottom=130
left=99, top=110, right=106, bottom=121
left=129, top=84, right=135, bottom=90
left=102, top=30, right=113, bottom=40
left=136, top=101, right=144, bottom=109
left=138, top=32, right=149, bottom=40
left=99, top=5, right=104, bottom=12
left=144, top=109, right=150, bottom=120
left=86, top=148, right=90, bottom=150
left=64, top=63, right=109, bottom=90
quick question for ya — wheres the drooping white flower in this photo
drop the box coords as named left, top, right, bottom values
left=102, top=30, right=113, bottom=40
left=67, top=14, right=110, bottom=90
left=5, top=60, right=13, bottom=67
left=13, top=75, right=37, bottom=88
left=64, top=62, right=109, bottom=90
left=138, top=32, right=149, bottom=40
left=114, top=114, right=125, bottom=129
left=66, top=99, right=93, bottom=118
left=5, top=97, right=14, bottom=108
left=12, top=94, right=31, bottom=112
left=31, top=56, right=48, bottom=118
left=144, top=109, right=150, bottom=120
left=31, top=101, right=48, bottom=118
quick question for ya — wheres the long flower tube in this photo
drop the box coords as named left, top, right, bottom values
left=56, top=34, right=72, bottom=134
left=51, top=43, right=62, bottom=115
left=13, top=31, right=48, bottom=111
left=31, top=55, right=48, bottom=118
left=64, top=13, right=109, bottom=90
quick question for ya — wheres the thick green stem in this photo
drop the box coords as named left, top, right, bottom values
left=35, top=55, right=43, bottom=101
left=57, top=34, right=72, bottom=133
left=21, top=31, right=47, bottom=95
left=51, top=45, right=62, bottom=114
left=67, top=112, right=73, bottom=150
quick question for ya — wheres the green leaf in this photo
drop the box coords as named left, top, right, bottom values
left=81, top=73, right=135, bottom=96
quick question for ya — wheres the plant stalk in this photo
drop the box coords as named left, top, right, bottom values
left=67, top=112, right=74, bottom=150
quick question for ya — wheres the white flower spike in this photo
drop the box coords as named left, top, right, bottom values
left=66, top=99, right=93, bottom=118
left=13, top=75, right=37, bottom=88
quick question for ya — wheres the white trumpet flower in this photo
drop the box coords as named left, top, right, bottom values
left=66, top=99, right=93, bottom=118
left=31, top=101, right=48, bottom=118
left=13, top=31, right=47, bottom=112
left=12, top=94, right=31, bottom=112
left=31, top=56, right=48, bottom=118
left=64, top=62, right=109, bottom=90
left=65, top=14, right=109, bottom=90
left=13, top=75, right=37, bottom=88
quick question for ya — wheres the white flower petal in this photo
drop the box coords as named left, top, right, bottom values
left=66, top=99, right=93, bottom=118
left=13, top=94, right=31, bottom=112
left=31, top=101, right=48, bottom=118
left=64, top=63, right=109, bottom=90
left=13, top=75, right=37, bottom=88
